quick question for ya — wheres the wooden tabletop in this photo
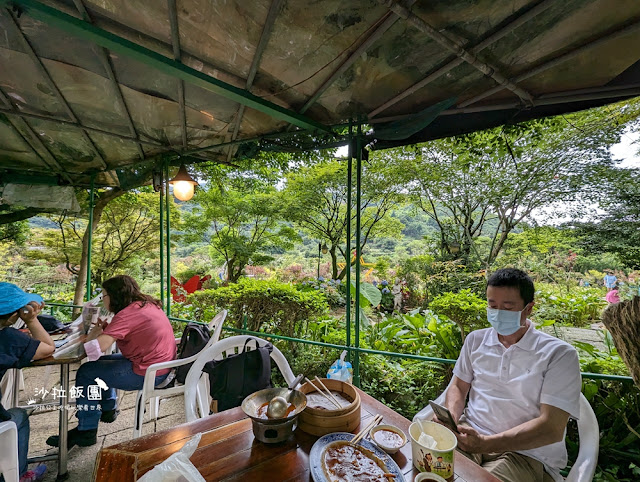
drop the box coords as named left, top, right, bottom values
left=94, top=388, right=499, bottom=482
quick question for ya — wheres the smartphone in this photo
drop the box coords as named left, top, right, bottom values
left=429, top=400, right=459, bottom=433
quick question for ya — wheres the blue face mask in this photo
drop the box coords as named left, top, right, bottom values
left=486, top=307, right=524, bottom=336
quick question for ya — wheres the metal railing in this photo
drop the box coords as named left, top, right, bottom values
left=42, top=300, right=634, bottom=383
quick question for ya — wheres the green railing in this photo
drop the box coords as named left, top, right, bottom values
left=167, top=315, right=635, bottom=384
left=43, top=301, right=634, bottom=383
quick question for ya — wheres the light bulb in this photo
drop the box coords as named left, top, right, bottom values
left=173, top=181, right=195, bottom=201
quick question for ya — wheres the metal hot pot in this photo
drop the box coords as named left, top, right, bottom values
left=241, top=387, right=307, bottom=443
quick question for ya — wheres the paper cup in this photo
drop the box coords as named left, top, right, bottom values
left=409, top=421, right=457, bottom=481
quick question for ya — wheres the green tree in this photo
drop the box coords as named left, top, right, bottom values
left=283, top=155, right=404, bottom=279
left=31, top=189, right=172, bottom=296
left=392, top=102, right=635, bottom=270
left=573, top=167, right=640, bottom=269
left=184, top=172, right=298, bottom=283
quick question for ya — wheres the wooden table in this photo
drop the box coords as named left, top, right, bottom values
left=95, top=388, right=499, bottom=482
left=16, top=351, right=86, bottom=481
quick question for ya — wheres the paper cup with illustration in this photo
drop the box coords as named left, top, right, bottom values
left=409, top=420, right=457, bottom=481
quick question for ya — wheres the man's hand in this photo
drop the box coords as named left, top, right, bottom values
left=455, top=425, right=490, bottom=453
left=21, top=301, right=44, bottom=324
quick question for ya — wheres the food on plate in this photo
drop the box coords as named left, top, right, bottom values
left=306, top=390, right=352, bottom=410
left=373, top=429, right=404, bottom=449
left=256, top=401, right=296, bottom=419
left=323, top=440, right=396, bottom=481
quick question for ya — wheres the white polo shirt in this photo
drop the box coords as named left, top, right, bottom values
left=453, top=323, right=581, bottom=481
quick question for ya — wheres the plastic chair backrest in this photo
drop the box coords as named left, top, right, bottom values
left=565, top=394, right=599, bottom=482
left=0, top=421, right=19, bottom=482
left=183, top=335, right=295, bottom=422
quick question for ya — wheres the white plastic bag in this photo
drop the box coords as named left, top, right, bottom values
left=138, top=433, right=205, bottom=482
left=326, top=350, right=353, bottom=384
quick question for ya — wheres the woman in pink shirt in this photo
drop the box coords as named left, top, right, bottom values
left=46, top=275, right=176, bottom=448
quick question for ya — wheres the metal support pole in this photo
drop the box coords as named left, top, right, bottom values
left=165, top=163, right=172, bottom=317
left=58, top=364, right=70, bottom=478
left=86, top=174, right=95, bottom=301
left=317, top=242, right=321, bottom=278
left=354, top=122, right=363, bottom=387
left=345, top=121, right=353, bottom=363
left=159, top=168, right=165, bottom=310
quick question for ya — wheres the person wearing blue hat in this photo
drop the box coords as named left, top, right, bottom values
left=0, top=282, right=55, bottom=482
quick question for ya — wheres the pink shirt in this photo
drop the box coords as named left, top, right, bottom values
left=605, top=289, right=620, bottom=304
left=103, top=302, right=176, bottom=376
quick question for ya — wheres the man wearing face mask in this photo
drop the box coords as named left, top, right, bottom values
left=441, top=268, right=581, bottom=482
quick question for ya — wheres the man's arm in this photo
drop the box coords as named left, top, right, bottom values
left=444, top=375, right=470, bottom=424
left=22, top=302, right=55, bottom=360
left=456, top=403, right=570, bottom=453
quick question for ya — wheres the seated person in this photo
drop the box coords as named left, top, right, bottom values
left=438, top=268, right=581, bottom=482
left=0, top=283, right=55, bottom=482
left=47, top=275, right=176, bottom=448
left=605, top=284, right=620, bottom=304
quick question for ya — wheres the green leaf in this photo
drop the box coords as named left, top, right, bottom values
left=350, top=280, right=382, bottom=308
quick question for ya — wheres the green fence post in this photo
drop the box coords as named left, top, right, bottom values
left=86, top=173, right=95, bottom=302
left=353, top=122, right=363, bottom=387
left=345, top=120, right=352, bottom=364
left=159, top=167, right=165, bottom=311
left=165, top=163, right=172, bottom=317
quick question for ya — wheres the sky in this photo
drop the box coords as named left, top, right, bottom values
left=611, top=130, right=640, bottom=169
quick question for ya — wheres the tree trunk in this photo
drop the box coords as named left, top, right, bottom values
left=330, top=246, right=338, bottom=280
left=73, top=188, right=125, bottom=309
left=602, top=296, right=640, bottom=388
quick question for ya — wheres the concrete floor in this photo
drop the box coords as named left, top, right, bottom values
left=16, top=325, right=609, bottom=482
left=19, top=362, right=186, bottom=482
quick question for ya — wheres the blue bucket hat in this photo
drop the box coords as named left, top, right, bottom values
left=0, top=282, right=43, bottom=317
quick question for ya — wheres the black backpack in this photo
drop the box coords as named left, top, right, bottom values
left=174, top=322, right=211, bottom=384
left=202, top=338, right=273, bottom=413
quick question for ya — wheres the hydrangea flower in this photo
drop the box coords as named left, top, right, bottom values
left=382, top=288, right=390, bottom=294
left=318, top=276, right=325, bottom=282
left=381, top=280, right=389, bottom=286
left=372, top=280, right=378, bottom=286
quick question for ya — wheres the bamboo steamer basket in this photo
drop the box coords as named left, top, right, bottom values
left=298, top=378, right=361, bottom=436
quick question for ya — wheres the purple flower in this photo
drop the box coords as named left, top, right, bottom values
left=381, top=280, right=389, bottom=286
left=382, top=288, right=390, bottom=294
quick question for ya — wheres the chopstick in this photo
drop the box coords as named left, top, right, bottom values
left=314, top=376, right=343, bottom=408
left=351, top=414, right=383, bottom=445
left=304, top=377, right=342, bottom=409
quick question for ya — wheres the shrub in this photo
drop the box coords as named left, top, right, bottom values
left=534, top=283, right=606, bottom=327
left=429, top=289, right=488, bottom=342
left=296, top=278, right=345, bottom=308
left=397, top=257, right=485, bottom=306
left=186, top=278, right=329, bottom=337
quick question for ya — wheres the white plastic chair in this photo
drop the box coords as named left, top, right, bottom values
left=132, top=310, right=227, bottom=438
left=183, top=335, right=296, bottom=423
left=0, top=420, right=19, bottom=482
left=413, top=385, right=599, bottom=481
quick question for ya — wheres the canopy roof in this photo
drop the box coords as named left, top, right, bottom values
left=1, top=0, right=639, bottom=188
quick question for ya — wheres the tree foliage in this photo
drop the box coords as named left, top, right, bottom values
left=283, top=154, right=404, bottom=279
left=30, top=190, right=172, bottom=286
left=183, top=170, right=298, bottom=283
left=573, top=168, right=640, bottom=269
left=390, top=101, right=635, bottom=269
